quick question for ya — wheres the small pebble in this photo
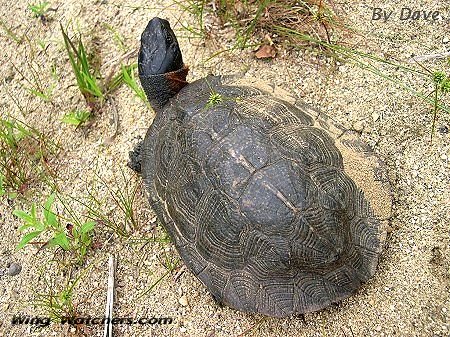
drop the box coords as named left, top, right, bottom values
left=180, top=326, right=187, bottom=333
left=372, top=112, right=380, bottom=122
left=438, top=125, right=448, bottom=134
left=353, top=121, right=364, bottom=133
left=179, top=295, right=189, bottom=307
left=338, top=65, right=347, bottom=73
left=443, top=36, right=449, bottom=43
left=7, top=262, right=22, bottom=276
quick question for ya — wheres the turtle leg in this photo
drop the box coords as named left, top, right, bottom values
left=128, top=140, right=143, bottom=173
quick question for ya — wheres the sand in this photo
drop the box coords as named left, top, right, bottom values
left=0, top=0, right=448, bottom=336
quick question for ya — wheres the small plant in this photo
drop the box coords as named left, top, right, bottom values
left=34, top=281, right=75, bottom=322
left=121, top=64, right=148, bottom=103
left=430, top=70, right=450, bottom=138
left=14, top=193, right=96, bottom=264
left=206, top=91, right=223, bottom=107
left=33, top=265, right=90, bottom=323
left=175, top=0, right=343, bottom=49
left=0, top=117, right=56, bottom=196
left=62, top=110, right=91, bottom=127
left=61, top=24, right=104, bottom=109
left=28, top=1, right=50, bottom=18
left=433, top=71, right=450, bottom=93
left=81, top=169, right=142, bottom=237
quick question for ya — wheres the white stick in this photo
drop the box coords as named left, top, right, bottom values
left=104, top=255, right=115, bottom=337
left=408, top=51, right=450, bottom=63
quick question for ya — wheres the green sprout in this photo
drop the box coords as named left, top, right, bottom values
left=61, top=110, right=91, bottom=127
left=14, top=193, right=96, bottom=264
left=206, top=91, right=223, bottom=107
left=28, top=1, right=50, bottom=18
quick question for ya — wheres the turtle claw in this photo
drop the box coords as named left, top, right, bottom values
left=128, top=141, right=143, bottom=173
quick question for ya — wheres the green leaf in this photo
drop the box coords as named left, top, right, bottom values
left=80, top=221, right=95, bottom=235
left=43, top=194, right=58, bottom=227
left=30, top=203, right=37, bottom=220
left=13, top=209, right=34, bottom=222
left=18, top=223, right=37, bottom=232
left=48, top=232, right=70, bottom=250
left=16, top=230, right=43, bottom=250
left=62, top=110, right=91, bottom=126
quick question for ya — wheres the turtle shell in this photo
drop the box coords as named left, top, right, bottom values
left=139, top=75, right=391, bottom=317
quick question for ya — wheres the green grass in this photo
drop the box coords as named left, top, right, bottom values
left=60, top=25, right=142, bottom=114
left=14, top=193, right=96, bottom=265
left=0, top=117, right=57, bottom=197
left=28, top=1, right=50, bottom=18
left=120, top=64, right=148, bottom=103
left=33, top=264, right=92, bottom=324
left=105, top=63, right=148, bottom=104
left=61, top=110, right=91, bottom=127
left=68, top=168, right=143, bottom=238
left=34, top=277, right=77, bottom=322
left=175, top=0, right=342, bottom=48
left=61, top=24, right=105, bottom=108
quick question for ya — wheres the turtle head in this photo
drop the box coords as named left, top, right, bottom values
left=138, top=17, right=188, bottom=110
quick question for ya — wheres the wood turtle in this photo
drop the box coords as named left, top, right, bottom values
left=129, top=17, right=392, bottom=317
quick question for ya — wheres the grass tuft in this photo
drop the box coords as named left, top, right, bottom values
left=120, top=63, right=148, bottom=103
left=206, top=91, right=223, bottom=107
left=61, top=24, right=105, bottom=109
left=28, top=1, right=50, bottom=18
left=0, top=117, right=57, bottom=197
left=68, top=167, right=144, bottom=238
left=175, top=0, right=344, bottom=49
left=33, top=263, right=92, bottom=324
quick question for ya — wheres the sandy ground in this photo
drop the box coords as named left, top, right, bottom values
left=0, top=0, right=448, bottom=336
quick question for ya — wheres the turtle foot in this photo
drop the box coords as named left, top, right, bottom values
left=128, top=140, right=143, bottom=173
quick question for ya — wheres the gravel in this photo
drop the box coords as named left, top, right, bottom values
left=6, top=263, right=21, bottom=277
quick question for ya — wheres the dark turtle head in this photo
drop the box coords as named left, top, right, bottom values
left=138, top=17, right=188, bottom=110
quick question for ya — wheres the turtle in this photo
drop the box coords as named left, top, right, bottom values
left=129, top=17, right=392, bottom=317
